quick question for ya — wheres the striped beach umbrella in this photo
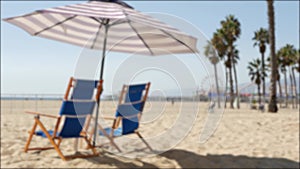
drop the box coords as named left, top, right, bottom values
left=3, top=0, right=198, bottom=79
left=3, top=0, right=198, bottom=146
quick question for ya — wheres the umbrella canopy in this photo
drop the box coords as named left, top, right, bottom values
left=3, top=0, right=198, bottom=56
left=3, top=0, right=199, bottom=147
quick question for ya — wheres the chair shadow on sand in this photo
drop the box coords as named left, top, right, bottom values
left=85, top=149, right=299, bottom=168
left=160, top=149, right=300, bottom=168
left=86, top=153, right=159, bottom=168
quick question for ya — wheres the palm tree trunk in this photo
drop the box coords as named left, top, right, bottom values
left=229, top=63, right=234, bottom=109
left=261, top=52, right=266, bottom=105
left=225, top=68, right=228, bottom=108
left=277, top=78, right=283, bottom=108
left=289, top=67, right=294, bottom=108
left=284, top=70, right=288, bottom=108
left=233, top=61, right=240, bottom=109
left=267, top=0, right=278, bottom=112
left=214, top=64, right=221, bottom=108
left=258, top=83, right=261, bottom=105
left=228, top=46, right=235, bottom=109
left=292, top=67, right=298, bottom=108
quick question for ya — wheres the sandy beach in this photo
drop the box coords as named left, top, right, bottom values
left=2, top=0, right=299, bottom=168
left=1, top=100, right=299, bottom=168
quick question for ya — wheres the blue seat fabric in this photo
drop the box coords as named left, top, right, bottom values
left=99, top=127, right=123, bottom=137
left=117, top=84, right=146, bottom=135
left=35, top=79, right=98, bottom=138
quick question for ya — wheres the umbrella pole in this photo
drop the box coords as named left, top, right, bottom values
left=93, top=20, right=109, bottom=147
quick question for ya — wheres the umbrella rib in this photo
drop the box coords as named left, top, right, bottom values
left=159, top=29, right=197, bottom=53
left=123, top=11, right=154, bottom=55
left=90, top=17, right=104, bottom=24
left=110, top=20, right=127, bottom=26
left=34, top=15, right=77, bottom=36
left=127, top=21, right=154, bottom=55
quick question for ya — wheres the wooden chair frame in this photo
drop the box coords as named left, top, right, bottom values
left=95, top=82, right=153, bottom=152
left=24, top=77, right=103, bottom=161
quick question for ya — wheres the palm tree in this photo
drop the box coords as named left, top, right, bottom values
left=267, top=56, right=281, bottom=107
left=297, top=49, right=300, bottom=72
left=277, top=69, right=283, bottom=108
left=289, top=69, right=294, bottom=108
left=211, top=31, right=227, bottom=60
left=281, top=62, right=289, bottom=108
left=277, top=48, right=289, bottom=108
left=232, top=46, right=240, bottom=109
left=252, top=28, right=269, bottom=104
left=211, top=31, right=228, bottom=107
left=248, top=59, right=265, bottom=105
left=278, top=44, right=297, bottom=108
left=292, top=49, right=300, bottom=108
left=267, top=0, right=278, bottom=113
left=285, top=45, right=298, bottom=109
left=204, top=41, right=221, bottom=108
left=219, top=15, right=241, bottom=109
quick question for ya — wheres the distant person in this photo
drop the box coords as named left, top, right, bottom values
left=259, top=103, right=265, bottom=112
left=208, top=101, right=215, bottom=113
left=171, top=98, right=175, bottom=106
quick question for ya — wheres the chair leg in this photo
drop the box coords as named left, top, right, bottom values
left=24, top=120, right=38, bottom=152
left=74, top=139, right=79, bottom=152
left=83, top=137, right=98, bottom=155
left=98, top=124, right=121, bottom=152
left=57, top=138, right=62, bottom=147
left=35, top=119, right=67, bottom=161
left=109, top=138, right=121, bottom=153
left=136, top=132, right=153, bottom=151
left=79, top=138, right=84, bottom=149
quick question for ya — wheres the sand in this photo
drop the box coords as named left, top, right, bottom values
left=1, top=100, right=299, bottom=168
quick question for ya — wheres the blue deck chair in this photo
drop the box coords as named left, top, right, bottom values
left=97, top=82, right=152, bottom=152
left=24, top=77, right=103, bottom=161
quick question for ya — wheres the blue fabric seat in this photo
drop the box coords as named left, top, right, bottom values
left=99, top=127, right=123, bottom=137
left=97, top=83, right=153, bottom=152
left=36, top=130, right=58, bottom=138
left=35, top=100, right=96, bottom=138
left=24, top=77, right=102, bottom=160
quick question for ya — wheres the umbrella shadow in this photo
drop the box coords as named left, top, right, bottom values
left=160, top=149, right=300, bottom=168
left=86, top=153, right=158, bottom=168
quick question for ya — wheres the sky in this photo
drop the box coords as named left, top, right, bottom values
left=1, top=1, right=299, bottom=96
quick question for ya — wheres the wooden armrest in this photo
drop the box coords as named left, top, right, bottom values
left=121, top=100, right=143, bottom=105
left=25, top=111, right=59, bottom=119
left=102, top=116, right=116, bottom=120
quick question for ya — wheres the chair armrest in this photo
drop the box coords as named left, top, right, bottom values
left=121, top=100, right=143, bottom=105
left=25, top=111, right=59, bottom=119
left=102, top=116, right=116, bottom=120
